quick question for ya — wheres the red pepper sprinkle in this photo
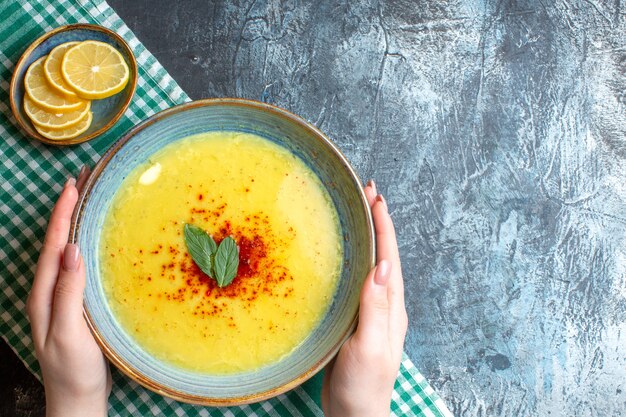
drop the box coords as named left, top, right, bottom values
left=135, top=197, right=296, bottom=319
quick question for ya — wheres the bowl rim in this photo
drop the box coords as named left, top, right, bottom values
left=69, top=97, right=376, bottom=406
left=9, top=23, right=138, bottom=146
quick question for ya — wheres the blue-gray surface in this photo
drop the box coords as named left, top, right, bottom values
left=3, top=0, right=624, bottom=416
left=107, top=0, right=626, bottom=415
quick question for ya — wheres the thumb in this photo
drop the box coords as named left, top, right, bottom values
left=50, top=244, right=86, bottom=332
left=353, top=259, right=391, bottom=346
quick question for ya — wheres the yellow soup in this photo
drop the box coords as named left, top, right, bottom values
left=100, top=132, right=343, bottom=374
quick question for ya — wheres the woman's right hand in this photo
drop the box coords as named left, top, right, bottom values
left=321, top=180, right=408, bottom=417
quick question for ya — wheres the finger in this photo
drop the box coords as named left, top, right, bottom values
left=76, top=164, right=91, bottom=193
left=42, top=179, right=79, bottom=250
left=364, top=179, right=377, bottom=207
left=321, top=357, right=335, bottom=412
left=49, top=244, right=86, bottom=336
left=353, top=260, right=391, bottom=347
left=372, top=195, right=407, bottom=357
left=27, top=180, right=79, bottom=341
left=372, top=194, right=399, bottom=264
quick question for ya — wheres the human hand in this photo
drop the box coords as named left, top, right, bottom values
left=26, top=166, right=111, bottom=417
left=321, top=180, right=408, bottom=417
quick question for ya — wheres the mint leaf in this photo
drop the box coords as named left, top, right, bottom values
left=183, top=224, right=217, bottom=278
left=183, top=224, right=240, bottom=288
left=214, top=236, right=239, bottom=287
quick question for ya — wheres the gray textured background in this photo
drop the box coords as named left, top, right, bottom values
left=3, top=0, right=625, bottom=416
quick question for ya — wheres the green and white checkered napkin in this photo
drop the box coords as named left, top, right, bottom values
left=0, top=1, right=452, bottom=416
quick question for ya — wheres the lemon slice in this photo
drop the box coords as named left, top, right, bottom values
left=43, top=41, right=80, bottom=97
left=61, top=41, right=130, bottom=99
left=34, top=111, right=93, bottom=140
left=24, top=56, right=88, bottom=112
left=24, top=93, right=90, bottom=130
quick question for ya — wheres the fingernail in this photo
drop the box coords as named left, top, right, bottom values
left=63, top=244, right=80, bottom=272
left=374, top=259, right=391, bottom=286
left=77, top=165, right=87, bottom=182
left=376, top=194, right=387, bottom=211
left=64, top=177, right=76, bottom=189
left=367, top=179, right=377, bottom=194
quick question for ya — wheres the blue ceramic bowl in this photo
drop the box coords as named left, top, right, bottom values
left=9, top=24, right=137, bottom=146
left=70, top=99, right=375, bottom=405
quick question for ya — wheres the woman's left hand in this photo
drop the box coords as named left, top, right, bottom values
left=26, top=166, right=111, bottom=417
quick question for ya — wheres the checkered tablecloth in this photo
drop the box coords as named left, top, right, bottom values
left=0, top=1, right=453, bottom=416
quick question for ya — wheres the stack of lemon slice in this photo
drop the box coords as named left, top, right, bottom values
left=23, top=40, right=129, bottom=140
